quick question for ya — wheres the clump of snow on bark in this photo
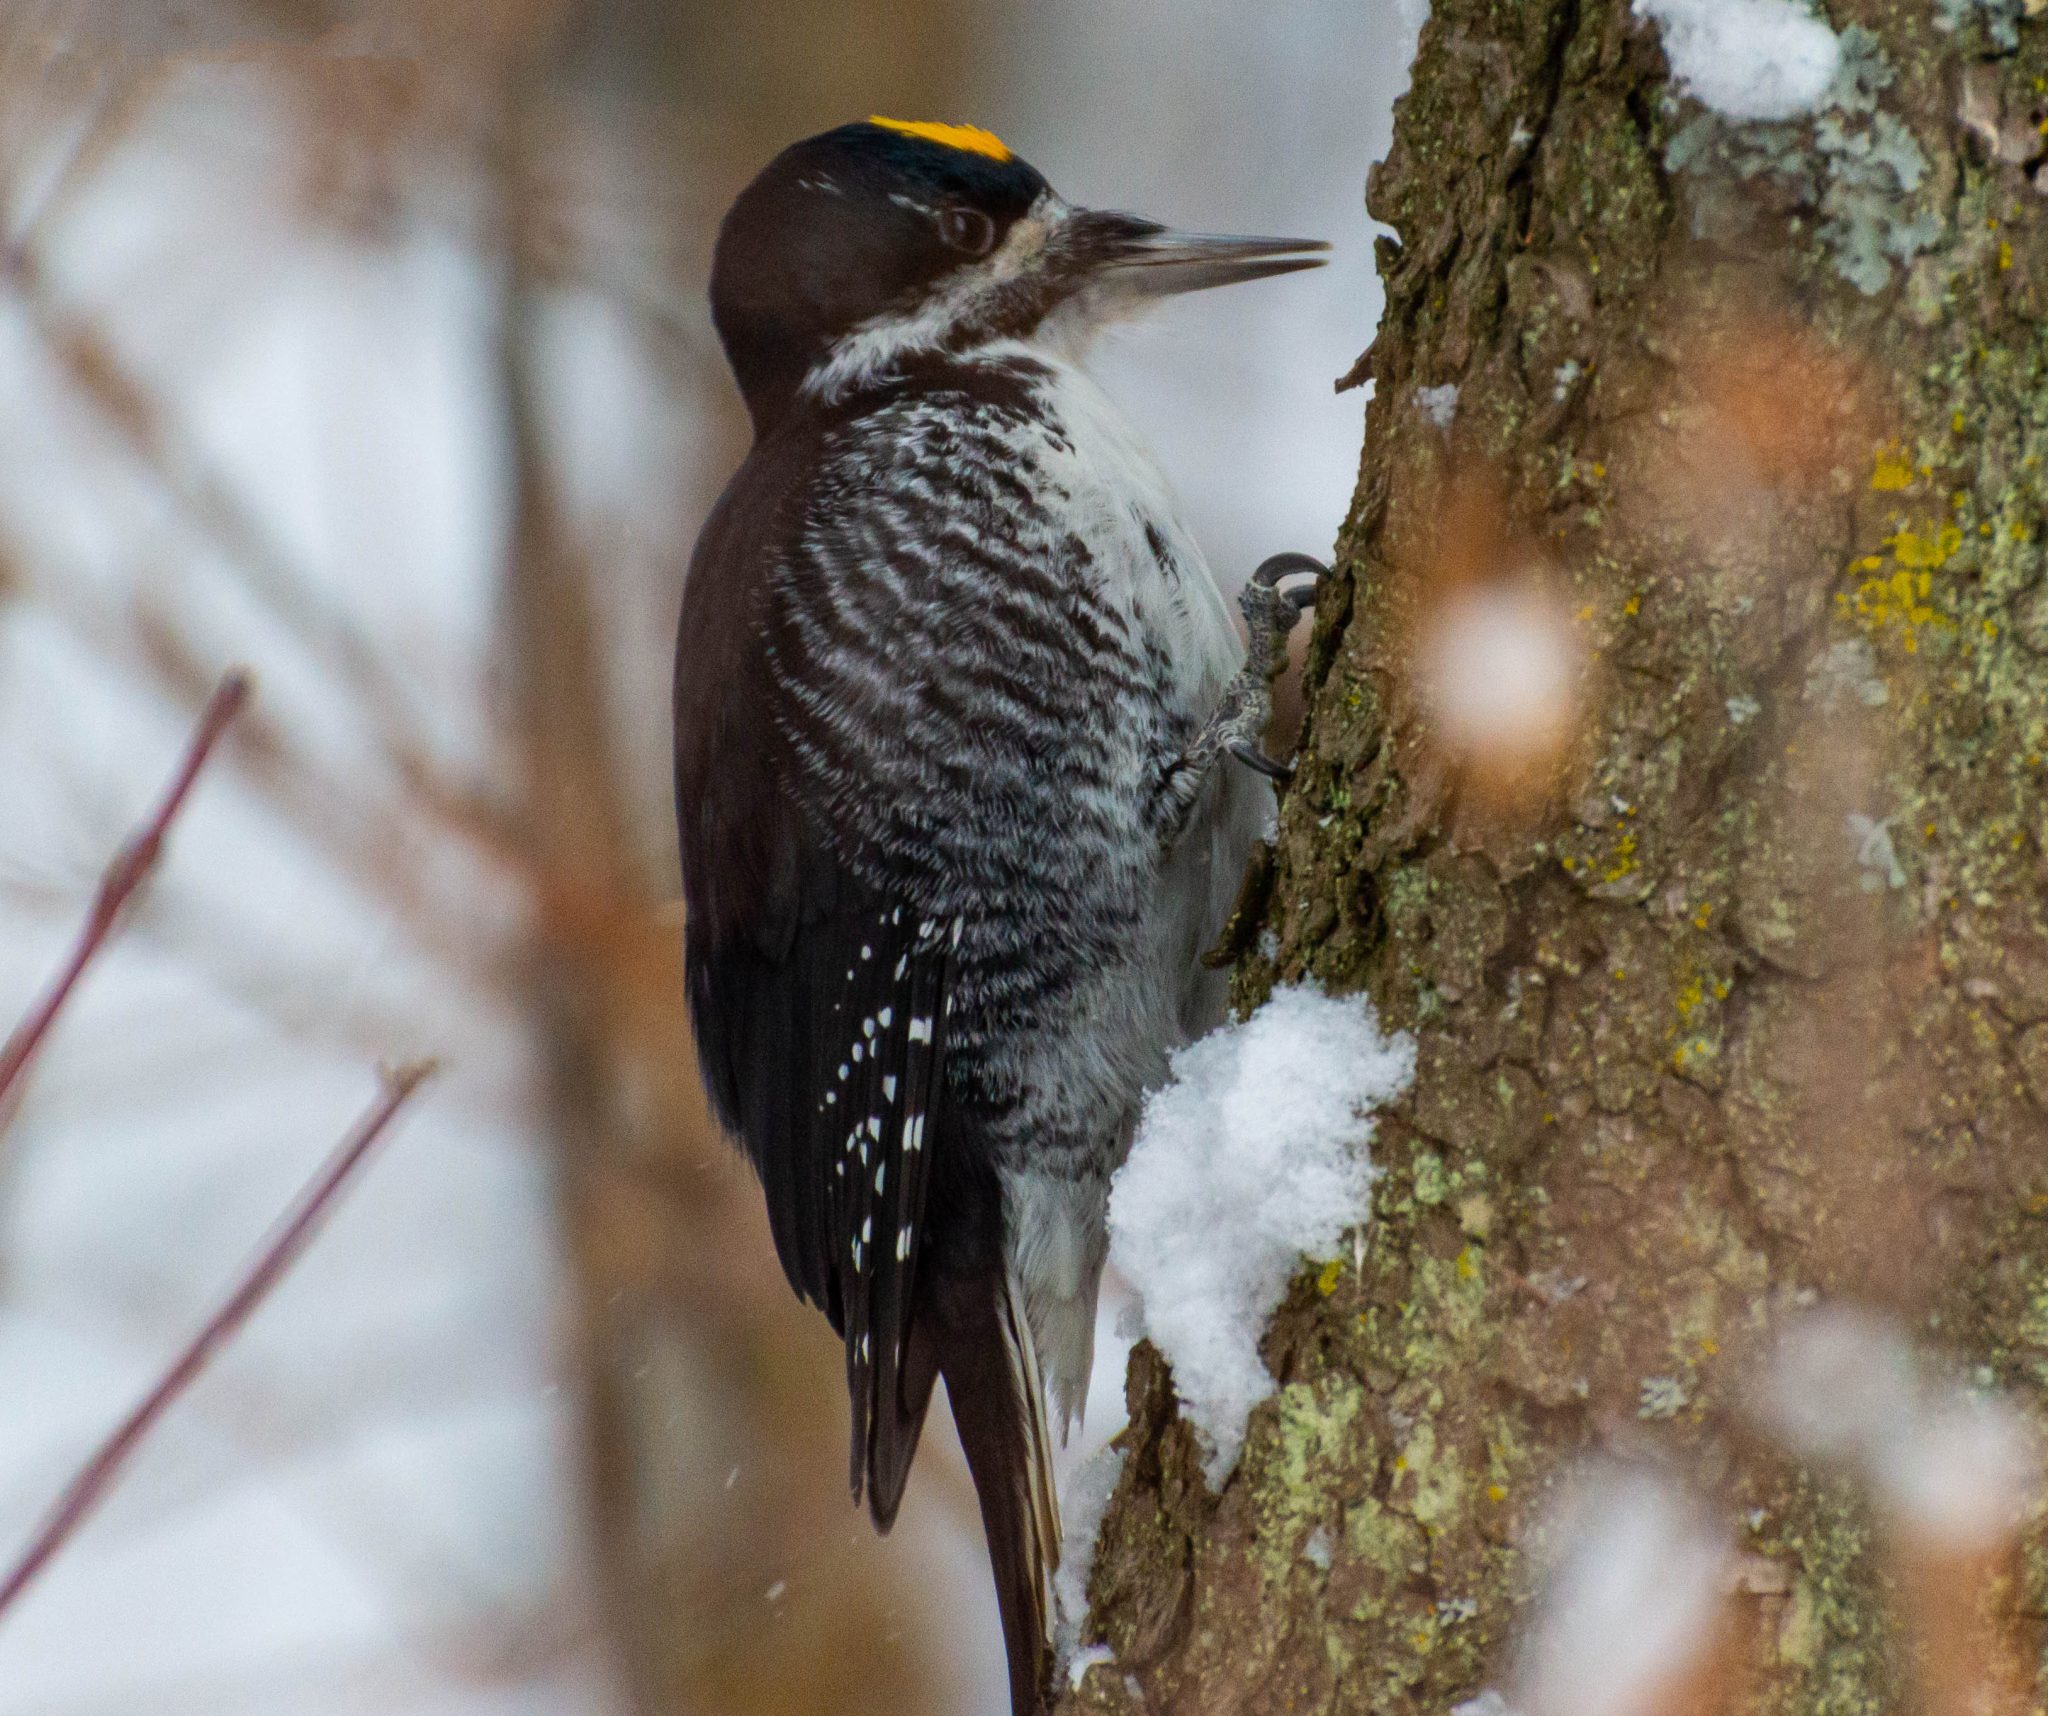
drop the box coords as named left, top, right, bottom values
left=1108, top=984, right=1413, bottom=1483
left=1053, top=1443, right=1127, bottom=1666
left=1414, top=382, right=1460, bottom=432
left=1633, top=0, right=1840, bottom=121
left=1065, top=1645, right=1115, bottom=1691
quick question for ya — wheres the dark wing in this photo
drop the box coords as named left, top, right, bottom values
left=674, top=395, right=1023, bottom=1523
left=682, top=843, right=952, bottom=1521
left=677, top=389, right=1091, bottom=1703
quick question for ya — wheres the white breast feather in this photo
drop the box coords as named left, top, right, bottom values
left=989, top=340, right=1244, bottom=707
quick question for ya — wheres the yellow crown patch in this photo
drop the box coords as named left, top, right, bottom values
left=867, top=117, right=1013, bottom=162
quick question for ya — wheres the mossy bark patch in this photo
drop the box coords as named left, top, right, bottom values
left=1062, top=2, right=2048, bottom=1711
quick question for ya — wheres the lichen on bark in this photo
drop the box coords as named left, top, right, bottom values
left=1061, top=2, right=2048, bottom=1711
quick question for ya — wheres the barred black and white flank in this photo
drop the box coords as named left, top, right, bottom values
left=674, top=117, right=1324, bottom=1715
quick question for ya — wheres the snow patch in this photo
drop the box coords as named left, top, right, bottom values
left=1108, top=985, right=1413, bottom=1483
left=1302, top=1523, right=1334, bottom=1571
left=1065, top=1645, right=1116, bottom=1691
left=1414, top=382, right=1460, bottom=431
left=1634, top=0, right=1840, bottom=121
left=1053, top=1443, right=1127, bottom=1664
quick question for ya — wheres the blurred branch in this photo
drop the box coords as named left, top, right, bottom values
left=1, top=48, right=168, bottom=263
left=0, top=230, right=449, bottom=777
left=0, top=1057, right=436, bottom=1627
left=0, top=55, right=682, bottom=1008
left=0, top=668, right=247, bottom=1111
left=9, top=515, right=673, bottom=1054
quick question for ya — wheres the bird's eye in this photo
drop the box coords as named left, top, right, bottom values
left=938, top=206, right=997, bottom=256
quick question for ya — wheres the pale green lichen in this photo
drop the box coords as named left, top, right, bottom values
left=1764, top=1484, right=1893, bottom=1714
left=1663, top=26, right=1941, bottom=293
left=1249, top=1376, right=1371, bottom=1588
left=1638, top=1374, right=1690, bottom=1417
left=1082, top=1, right=2048, bottom=1711
left=1935, top=0, right=2028, bottom=51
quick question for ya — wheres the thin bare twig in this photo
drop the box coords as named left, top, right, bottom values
left=0, top=1058, right=437, bottom=1626
left=0, top=670, right=248, bottom=1108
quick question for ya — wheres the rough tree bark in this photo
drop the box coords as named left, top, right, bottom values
left=1064, top=3, right=2048, bottom=1712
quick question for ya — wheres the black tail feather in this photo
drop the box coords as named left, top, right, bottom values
left=931, top=1268, right=1059, bottom=1716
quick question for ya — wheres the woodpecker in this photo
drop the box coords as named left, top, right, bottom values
left=674, top=117, right=1324, bottom=1714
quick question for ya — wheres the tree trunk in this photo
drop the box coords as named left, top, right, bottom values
left=1065, top=2, right=2048, bottom=1711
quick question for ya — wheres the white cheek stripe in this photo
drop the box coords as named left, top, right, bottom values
left=801, top=194, right=1068, bottom=402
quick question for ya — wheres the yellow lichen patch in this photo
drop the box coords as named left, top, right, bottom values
left=1839, top=519, right=1961, bottom=651
left=1601, top=828, right=1638, bottom=884
left=867, top=117, right=1013, bottom=161
left=1317, top=1257, right=1344, bottom=1296
left=1891, top=523, right=1961, bottom=569
left=1870, top=442, right=1915, bottom=491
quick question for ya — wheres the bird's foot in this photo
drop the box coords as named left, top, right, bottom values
left=1153, top=553, right=1327, bottom=843
left=1237, top=552, right=1325, bottom=651
left=1225, top=553, right=1326, bottom=783
left=1229, top=739, right=1294, bottom=782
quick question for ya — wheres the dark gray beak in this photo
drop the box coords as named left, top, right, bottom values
left=1068, top=209, right=1329, bottom=297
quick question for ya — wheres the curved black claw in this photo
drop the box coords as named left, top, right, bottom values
left=1251, top=551, right=1328, bottom=589
left=1230, top=740, right=1296, bottom=782
left=1251, top=552, right=1328, bottom=613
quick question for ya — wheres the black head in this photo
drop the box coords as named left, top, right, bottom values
left=709, top=118, right=1327, bottom=434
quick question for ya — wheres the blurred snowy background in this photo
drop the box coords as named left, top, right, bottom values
left=0, top=4, right=1412, bottom=1712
